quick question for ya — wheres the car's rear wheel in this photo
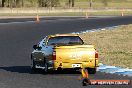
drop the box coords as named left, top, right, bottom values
left=87, top=68, right=96, bottom=74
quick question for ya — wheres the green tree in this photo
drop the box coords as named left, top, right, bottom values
left=38, top=0, right=42, bottom=7
left=71, top=0, right=74, bottom=7
left=42, top=0, right=48, bottom=7
left=10, top=0, right=13, bottom=8
left=51, top=0, right=60, bottom=7
left=68, top=0, right=74, bottom=7
left=2, top=0, right=6, bottom=7
left=102, top=0, right=108, bottom=7
left=68, top=0, right=71, bottom=7
left=15, top=0, right=21, bottom=7
left=89, top=0, right=93, bottom=8
left=38, top=0, right=60, bottom=7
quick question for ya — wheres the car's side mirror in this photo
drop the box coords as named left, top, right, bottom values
left=33, top=45, right=37, bottom=50
left=33, top=45, right=42, bottom=50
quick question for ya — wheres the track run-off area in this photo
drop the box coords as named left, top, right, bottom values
left=0, top=16, right=132, bottom=88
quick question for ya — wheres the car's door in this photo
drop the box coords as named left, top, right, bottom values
left=38, top=37, right=54, bottom=61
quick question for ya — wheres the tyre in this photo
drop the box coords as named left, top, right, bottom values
left=44, top=62, right=48, bottom=73
left=43, top=58, right=49, bottom=73
left=87, top=68, right=96, bottom=74
left=31, top=59, right=37, bottom=71
left=56, top=67, right=62, bottom=74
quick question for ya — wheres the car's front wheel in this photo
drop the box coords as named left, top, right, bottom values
left=44, top=62, right=48, bottom=73
left=31, top=57, right=37, bottom=71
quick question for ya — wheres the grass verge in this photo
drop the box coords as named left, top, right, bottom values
left=79, top=24, right=132, bottom=69
left=0, top=11, right=132, bottom=16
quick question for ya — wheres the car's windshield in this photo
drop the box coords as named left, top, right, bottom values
left=48, top=36, right=84, bottom=45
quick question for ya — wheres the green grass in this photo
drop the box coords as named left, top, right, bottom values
left=79, top=24, right=132, bottom=69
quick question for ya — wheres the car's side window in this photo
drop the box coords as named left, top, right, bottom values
left=38, top=36, right=47, bottom=47
left=43, top=36, right=48, bottom=46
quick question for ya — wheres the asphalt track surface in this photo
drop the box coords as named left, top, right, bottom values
left=0, top=16, right=132, bottom=88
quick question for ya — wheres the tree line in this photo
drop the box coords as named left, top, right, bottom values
left=0, top=0, right=76, bottom=8
left=0, top=0, right=110, bottom=8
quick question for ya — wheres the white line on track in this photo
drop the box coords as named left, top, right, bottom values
left=0, top=21, right=35, bottom=25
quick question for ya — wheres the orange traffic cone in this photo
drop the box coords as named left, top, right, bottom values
left=36, top=14, right=40, bottom=22
left=85, top=12, right=88, bottom=19
left=81, top=68, right=89, bottom=78
left=121, top=12, right=124, bottom=16
left=81, top=68, right=91, bottom=86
